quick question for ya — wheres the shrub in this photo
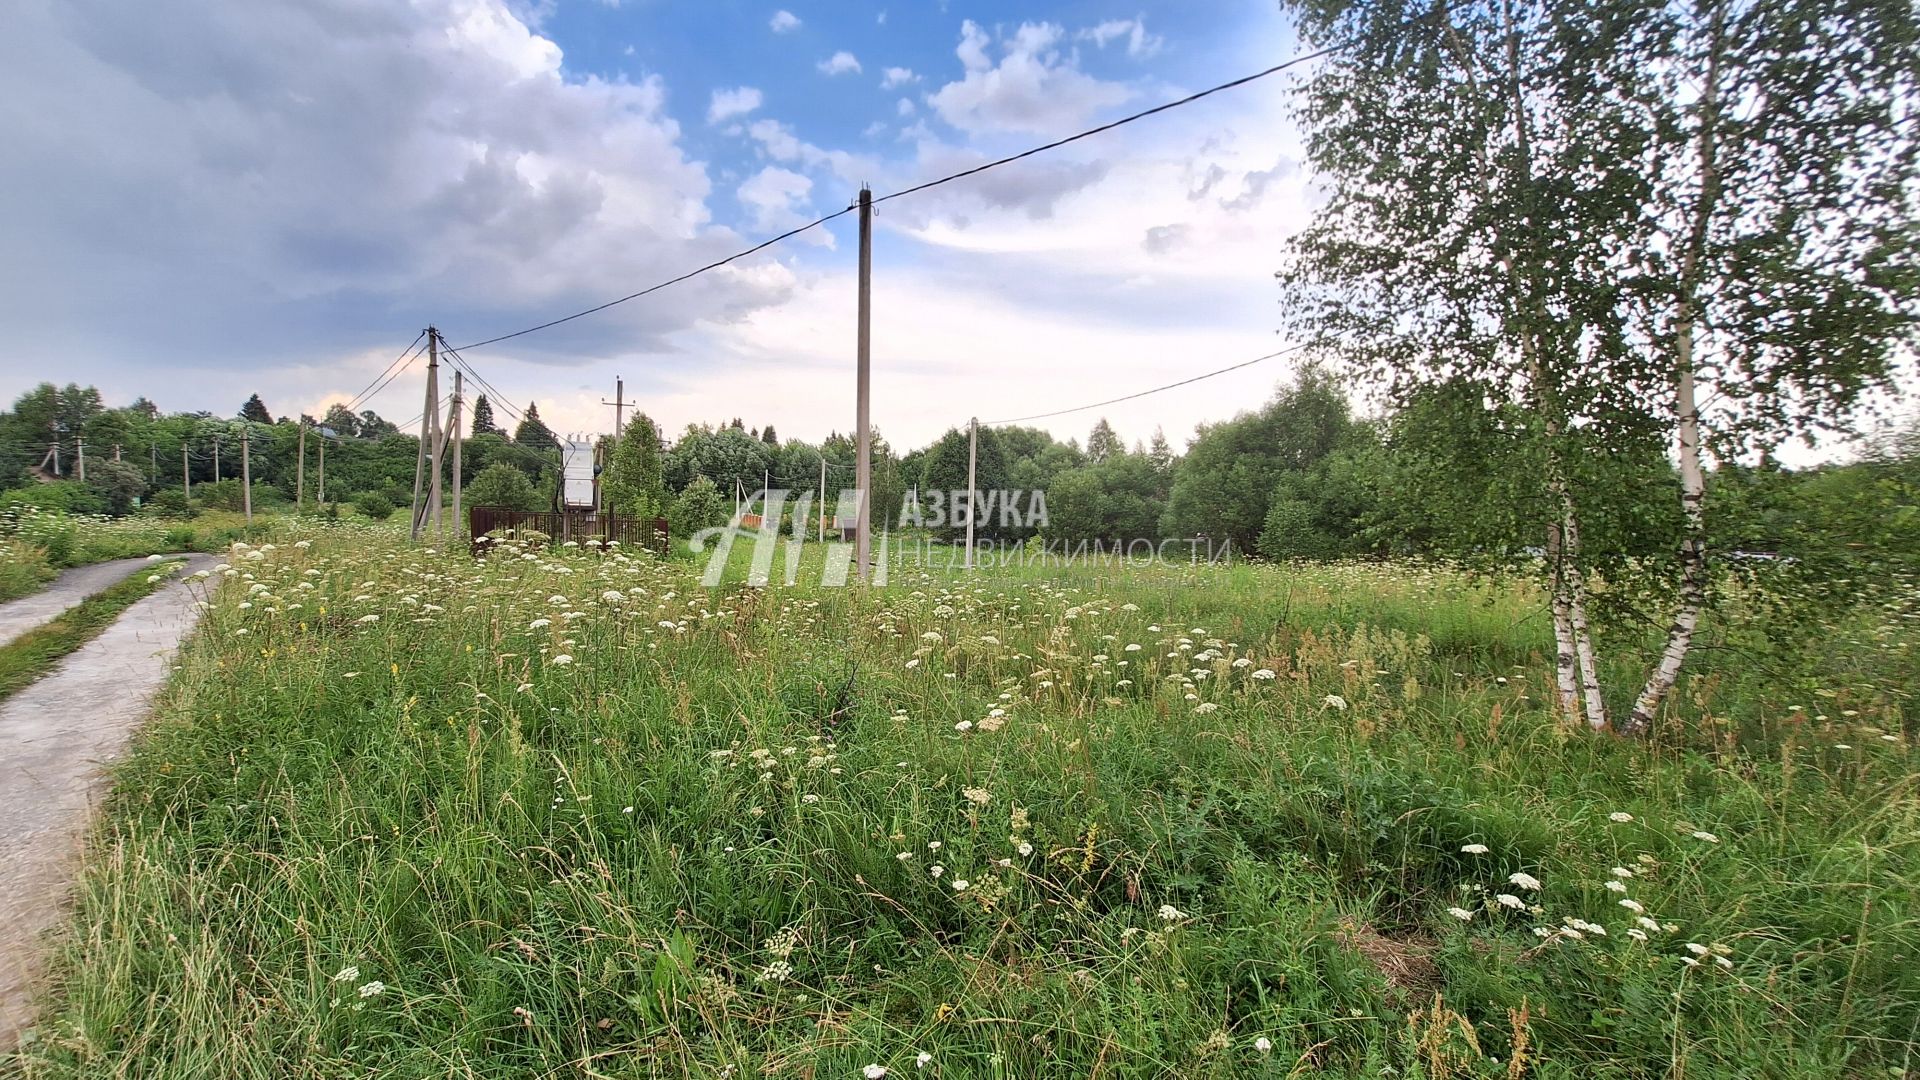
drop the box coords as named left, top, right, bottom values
left=143, top=488, right=198, bottom=519
left=667, top=475, right=727, bottom=549
left=1, top=481, right=105, bottom=516
left=466, top=463, right=544, bottom=512
left=354, top=492, right=396, bottom=520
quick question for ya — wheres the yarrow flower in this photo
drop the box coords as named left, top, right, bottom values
left=1254, top=1036, right=1273, bottom=1054
left=1323, top=694, right=1349, bottom=711
left=863, top=1064, right=889, bottom=1078
left=1608, top=812, right=1634, bottom=823
left=1495, top=893, right=1526, bottom=910
left=1157, top=904, right=1185, bottom=921
left=1447, top=907, right=1474, bottom=921
left=1460, top=843, right=1490, bottom=855
left=1508, top=871, right=1542, bottom=891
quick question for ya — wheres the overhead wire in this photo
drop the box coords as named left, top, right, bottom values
left=979, top=341, right=1316, bottom=426
left=441, top=19, right=1394, bottom=354
left=452, top=208, right=857, bottom=352
left=341, top=330, right=428, bottom=414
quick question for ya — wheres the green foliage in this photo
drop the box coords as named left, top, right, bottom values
left=1162, top=367, right=1354, bottom=551
left=1, top=481, right=105, bottom=516
left=352, top=491, right=396, bottom=520
left=142, top=489, right=197, bottom=519
left=666, top=475, right=727, bottom=543
left=602, top=415, right=666, bottom=521
left=1043, top=453, right=1166, bottom=543
left=89, top=459, right=148, bottom=517
left=468, top=395, right=502, bottom=438
left=465, top=462, right=544, bottom=512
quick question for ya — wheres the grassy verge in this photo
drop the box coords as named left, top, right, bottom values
left=0, top=560, right=186, bottom=704
left=0, top=543, right=56, bottom=604
left=8, top=532, right=1915, bottom=1077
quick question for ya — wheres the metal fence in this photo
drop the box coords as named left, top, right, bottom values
left=467, top=505, right=667, bottom=555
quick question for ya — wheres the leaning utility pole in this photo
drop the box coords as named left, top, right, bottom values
left=240, top=426, right=253, bottom=523
left=854, top=185, right=873, bottom=581
left=409, top=327, right=438, bottom=541
left=295, top=423, right=306, bottom=508
left=427, top=367, right=445, bottom=537
left=964, top=417, right=978, bottom=570
left=448, top=369, right=464, bottom=539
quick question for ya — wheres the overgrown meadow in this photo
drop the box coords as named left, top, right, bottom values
left=11, top=525, right=1917, bottom=1078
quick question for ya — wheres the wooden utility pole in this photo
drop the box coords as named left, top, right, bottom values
left=410, top=327, right=438, bottom=540
left=602, top=377, right=626, bottom=439
left=449, top=369, right=464, bottom=539
left=964, top=417, right=978, bottom=570
left=213, top=436, right=220, bottom=481
left=818, top=457, right=827, bottom=542
left=428, top=359, right=445, bottom=537
left=296, top=423, right=306, bottom=508
left=150, top=443, right=157, bottom=482
left=240, top=426, right=253, bottom=523
left=75, top=438, right=85, bottom=482
left=317, top=436, right=326, bottom=504
left=854, top=185, right=873, bottom=581
left=182, top=445, right=190, bottom=499
left=113, top=443, right=121, bottom=462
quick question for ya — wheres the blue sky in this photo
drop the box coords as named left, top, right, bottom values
left=0, top=0, right=1320, bottom=451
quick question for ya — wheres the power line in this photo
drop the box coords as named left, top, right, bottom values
left=873, top=47, right=1345, bottom=208
left=438, top=343, right=525, bottom=426
left=453, top=209, right=856, bottom=352
left=981, top=341, right=1315, bottom=426
left=446, top=29, right=1370, bottom=354
left=348, top=339, right=429, bottom=414
left=341, top=331, right=427, bottom=414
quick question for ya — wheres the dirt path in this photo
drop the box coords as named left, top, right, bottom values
left=0, top=556, right=167, bottom=650
left=0, top=554, right=215, bottom=1048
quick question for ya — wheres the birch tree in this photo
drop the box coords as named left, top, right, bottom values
left=1280, top=0, right=1917, bottom=733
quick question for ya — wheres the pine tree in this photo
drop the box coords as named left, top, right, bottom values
left=761, top=425, right=778, bottom=446
left=240, top=395, right=273, bottom=424
left=1086, top=418, right=1123, bottom=463
left=470, top=395, right=501, bottom=437
left=514, top=403, right=559, bottom=451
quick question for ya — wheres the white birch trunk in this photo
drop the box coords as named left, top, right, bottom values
left=1561, top=509, right=1609, bottom=730
left=1545, top=519, right=1582, bottom=725
left=1624, top=0, right=1721, bottom=737
left=1627, top=335, right=1707, bottom=735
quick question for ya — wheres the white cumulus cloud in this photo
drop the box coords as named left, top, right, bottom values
left=1079, top=16, right=1164, bottom=59
left=707, top=85, right=763, bottom=124
left=880, top=66, right=918, bottom=89
left=817, top=50, right=861, bottom=76
left=736, top=166, right=814, bottom=231
left=928, top=21, right=1131, bottom=135
left=769, top=9, right=800, bottom=33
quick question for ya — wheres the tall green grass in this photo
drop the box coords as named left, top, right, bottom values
left=9, top=530, right=1914, bottom=1078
